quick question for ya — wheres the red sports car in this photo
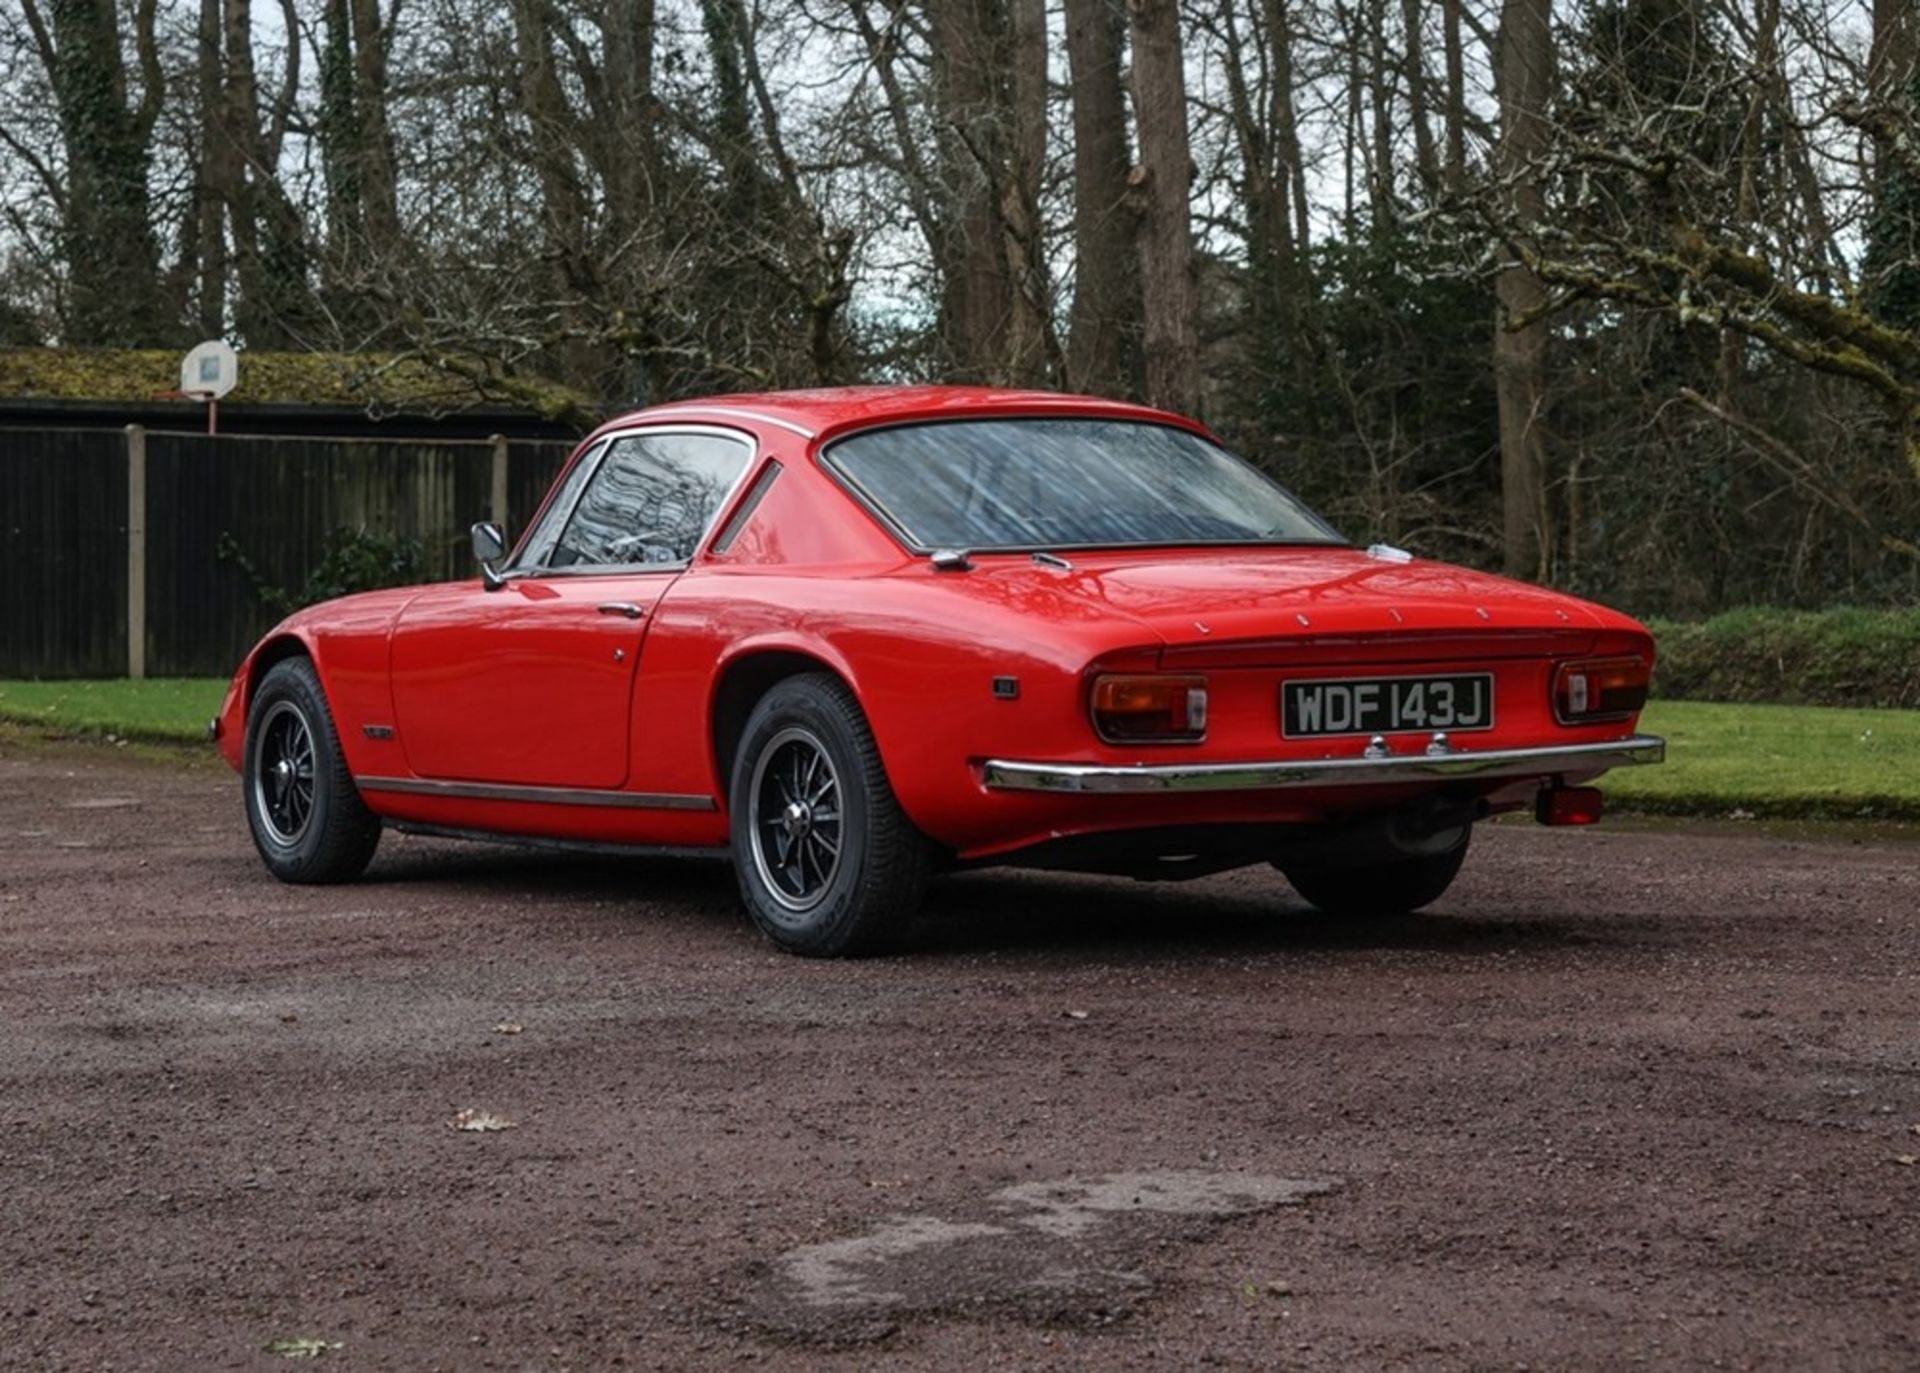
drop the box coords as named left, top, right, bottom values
left=214, top=386, right=1662, bottom=955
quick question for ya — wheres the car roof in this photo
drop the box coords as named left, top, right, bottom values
left=594, top=385, right=1208, bottom=444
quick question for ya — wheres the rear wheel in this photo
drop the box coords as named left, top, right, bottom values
left=729, top=674, right=932, bottom=956
left=244, top=657, right=381, bottom=883
left=1281, top=828, right=1470, bottom=916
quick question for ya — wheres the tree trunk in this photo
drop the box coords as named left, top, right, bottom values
left=1367, top=0, right=1395, bottom=225
left=1221, top=0, right=1306, bottom=384
left=349, top=0, right=399, bottom=255
left=1440, top=0, right=1467, bottom=188
left=1267, top=0, right=1310, bottom=260
left=1871, top=0, right=1916, bottom=102
left=930, top=0, right=1011, bottom=381
left=195, top=0, right=229, bottom=338
left=316, top=0, right=361, bottom=259
left=1400, top=0, right=1439, bottom=193
left=1126, top=0, right=1199, bottom=414
left=1000, top=0, right=1055, bottom=385
left=1063, top=0, right=1138, bottom=395
left=601, top=0, right=658, bottom=237
left=41, top=0, right=167, bottom=345
left=1492, top=0, right=1552, bottom=581
left=510, top=0, right=599, bottom=388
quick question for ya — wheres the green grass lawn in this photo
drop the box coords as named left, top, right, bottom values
left=0, top=681, right=1916, bottom=820
left=1608, top=699, right=1920, bottom=820
left=0, top=677, right=227, bottom=743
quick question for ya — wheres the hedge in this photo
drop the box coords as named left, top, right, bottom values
left=1646, top=607, right=1920, bottom=710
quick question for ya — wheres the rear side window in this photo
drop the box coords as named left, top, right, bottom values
left=546, top=431, right=753, bottom=568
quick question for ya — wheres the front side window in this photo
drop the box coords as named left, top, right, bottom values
left=533, top=431, right=753, bottom=570
left=824, top=419, right=1343, bottom=552
left=515, top=438, right=606, bottom=570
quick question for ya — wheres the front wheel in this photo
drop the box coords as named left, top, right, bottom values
left=729, top=674, right=932, bottom=956
left=243, top=657, right=382, bottom=883
left=1281, top=829, right=1470, bottom=916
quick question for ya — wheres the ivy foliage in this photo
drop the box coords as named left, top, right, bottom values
left=1865, top=74, right=1920, bottom=335
left=218, top=526, right=429, bottom=614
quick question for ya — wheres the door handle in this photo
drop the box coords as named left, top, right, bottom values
left=597, top=602, right=645, bottom=620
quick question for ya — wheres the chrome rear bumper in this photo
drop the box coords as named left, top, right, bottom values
left=981, top=735, right=1665, bottom=795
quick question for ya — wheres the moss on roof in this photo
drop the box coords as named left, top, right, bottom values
left=0, top=347, right=594, bottom=423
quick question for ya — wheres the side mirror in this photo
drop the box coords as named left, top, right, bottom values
left=471, top=521, right=508, bottom=590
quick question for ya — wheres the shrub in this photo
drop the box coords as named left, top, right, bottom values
left=1647, top=607, right=1920, bottom=710
left=218, top=526, right=429, bottom=614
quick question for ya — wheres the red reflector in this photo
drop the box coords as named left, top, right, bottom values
left=1535, top=786, right=1604, bottom=826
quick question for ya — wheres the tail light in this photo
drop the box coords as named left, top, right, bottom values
left=1536, top=786, right=1604, bottom=826
left=1552, top=657, right=1650, bottom=724
left=1091, top=674, right=1209, bottom=743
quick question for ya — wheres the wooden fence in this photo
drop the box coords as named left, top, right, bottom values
left=1, top=427, right=574, bottom=678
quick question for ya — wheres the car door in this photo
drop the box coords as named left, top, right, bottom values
left=389, top=426, right=756, bottom=789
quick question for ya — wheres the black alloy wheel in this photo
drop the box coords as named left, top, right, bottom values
left=243, top=657, right=382, bottom=883
left=729, top=673, right=932, bottom=956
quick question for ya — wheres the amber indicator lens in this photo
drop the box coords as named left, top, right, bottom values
left=1092, top=675, right=1209, bottom=742
left=1553, top=657, right=1650, bottom=723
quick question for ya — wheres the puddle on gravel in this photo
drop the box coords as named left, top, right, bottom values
left=749, top=1169, right=1335, bottom=1339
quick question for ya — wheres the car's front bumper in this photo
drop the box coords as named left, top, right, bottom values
left=981, top=734, right=1665, bottom=795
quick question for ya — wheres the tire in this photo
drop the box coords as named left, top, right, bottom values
left=243, top=657, right=382, bottom=884
left=1281, top=828, right=1470, bottom=916
left=729, top=673, right=932, bottom=956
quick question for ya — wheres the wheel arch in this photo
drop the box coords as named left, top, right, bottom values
left=709, top=646, right=857, bottom=797
left=244, top=632, right=321, bottom=716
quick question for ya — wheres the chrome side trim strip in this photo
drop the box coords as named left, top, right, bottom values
left=980, top=735, right=1666, bottom=795
left=385, top=819, right=728, bottom=860
left=648, top=406, right=816, bottom=439
left=356, top=776, right=717, bottom=811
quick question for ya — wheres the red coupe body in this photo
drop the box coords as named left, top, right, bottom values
left=217, top=386, right=1661, bottom=950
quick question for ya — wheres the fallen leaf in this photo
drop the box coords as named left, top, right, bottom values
left=450, top=1108, right=517, bottom=1133
left=264, top=1337, right=341, bottom=1358
left=492, top=1021, right=524, bottom=1035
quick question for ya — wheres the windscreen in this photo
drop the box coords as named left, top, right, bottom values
left=824, top=419, right=1342, bottom=552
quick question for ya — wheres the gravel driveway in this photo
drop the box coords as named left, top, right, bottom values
left=2, top=735, right=1916, bottom=1370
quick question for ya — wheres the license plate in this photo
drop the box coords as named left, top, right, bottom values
left=1281, top=673, right=1495, bottom=738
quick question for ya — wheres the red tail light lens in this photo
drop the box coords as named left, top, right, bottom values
left=1536, top=786, right=1605, bottom=826
left=1091, top=675, right=1209, bottom=743
left=1552, top=657, right=1650, bottom=724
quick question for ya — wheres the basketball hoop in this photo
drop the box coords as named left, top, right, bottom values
left=176, top=341, right=238, bottom=435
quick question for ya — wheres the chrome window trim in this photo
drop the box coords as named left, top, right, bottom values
left=518, top=423, right=759, bottom=577
left=980, top=735, right=1665, bottom=795
left=708, top=460, right=783, bottom=556
left=357, top=775, right=717, bottom=811
left=649, top=405, right=815, bottom=438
